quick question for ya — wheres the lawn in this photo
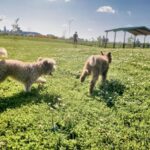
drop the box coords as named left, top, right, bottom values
left=0, top=36, right=150, bottom=149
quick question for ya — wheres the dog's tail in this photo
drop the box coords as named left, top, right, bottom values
left=89, top=55, right=96, bottom=67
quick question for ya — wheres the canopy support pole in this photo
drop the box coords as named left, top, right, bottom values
left=133, top=35, right=136, bottom=48
left=143, top=35, right=146, bottom=48
left=113, top=31, right=117, bottom=48
left=104, top=31, right=108, bottom=48
left=123, top=31, right=126, bottom=48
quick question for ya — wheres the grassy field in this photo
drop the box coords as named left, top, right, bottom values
left=0, top=36, right=150, bottom=150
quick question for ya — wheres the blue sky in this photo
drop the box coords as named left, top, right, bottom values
left=0, top=0, right=150, bottom=41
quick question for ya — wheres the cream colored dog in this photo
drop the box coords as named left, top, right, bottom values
left=80, top=51, right=112, bottom=94
left=0, top=58, right=56, bottom=92
left=0, top=48, right=8, bottom=59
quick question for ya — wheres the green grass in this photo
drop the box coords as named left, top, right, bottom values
left=0, top=36, right=150, bottom=149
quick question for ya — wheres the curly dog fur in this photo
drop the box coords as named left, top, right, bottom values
left=80, top=51, right=112, bottom=94
left=0, top=57, right=56, bottom=92
left=0, top=48, right=8, bottom=59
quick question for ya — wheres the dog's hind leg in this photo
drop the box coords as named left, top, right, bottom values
left=80, top=69, right=90, bottom=82
left=89, top=71, right=99, bottom=94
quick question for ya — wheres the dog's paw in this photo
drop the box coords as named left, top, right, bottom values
left=36, top=77, right=47, bottom=84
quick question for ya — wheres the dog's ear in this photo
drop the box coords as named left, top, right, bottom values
left=101, top=51, right=104, bottom=55
left=43, top=60, right=49, bottom=66
left=107, top=52, right=112, bottom=63
left=107, top=52, right=111, bottom=56
left=37, top=57, right=43, bottom=61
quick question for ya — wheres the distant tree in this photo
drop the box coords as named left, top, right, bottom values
left=127, top=36, right=134, bottom=44
left=97, top=36, right=102, bottom=47
left=11, top=18, right=22, bottom=33
left=47, top=34, right=58, bottom=39
left=62, top=30, right=67, bottom=39
left=3, top=26, right=7, bottom=32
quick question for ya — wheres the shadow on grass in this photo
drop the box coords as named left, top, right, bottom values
left=0, top=87, right=61, bottom=113
left=92, top=79, right=126, bottom=108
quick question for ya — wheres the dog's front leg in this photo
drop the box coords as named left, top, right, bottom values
left=24, top=82, right=32, bottom=92
left=101, top=70, right=108, bottom=84
left=0, top=73, right=7, bottom=82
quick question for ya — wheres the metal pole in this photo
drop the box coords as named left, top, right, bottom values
left=68, top=19, right=73, bottom=38
left=143, top=35, right=146, bottom=48
left=123, top=31, right=126, bottom=48
left=133, top=35, right=136, bottom=48
left=104, top=31, right=108, bottom=48
left=113, top=31, right=116, bottom=48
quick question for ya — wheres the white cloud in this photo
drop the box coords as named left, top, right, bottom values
left=97, top=6, right=115, bottom=14
left=88, top=28, right=93, bottom=32
left=65, top=0, right=71, bottom=2
left=48, top=0, right=56, bottom=2
left=48, top=0, right=71, bottom=2
left=125, top=24, right=133, bottom=27
left=0, top=15, right=6, bottom=21
left=62, top=24, right=68, bottom=28
left=127, top=11, right=131, bottom=16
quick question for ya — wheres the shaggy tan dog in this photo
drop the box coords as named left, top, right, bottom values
left=0, top=48, right=8, bottom=59
left=0, top=57, right=56, bottom=92
left=80, top=51, right=112, bottom=94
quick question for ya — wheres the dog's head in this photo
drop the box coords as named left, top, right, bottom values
left=0, top=48, right=8, bottom=59
left=101, top=51, right=112, bottom=63
left=38, top=58, right=56, bottom=75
